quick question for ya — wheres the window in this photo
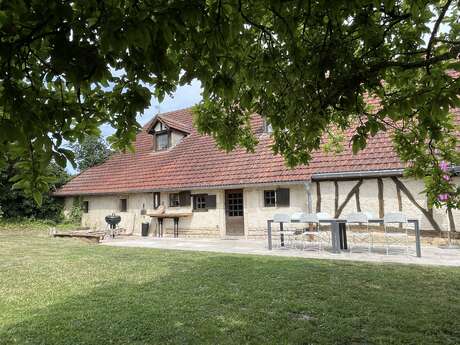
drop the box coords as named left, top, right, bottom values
left=193, top=195, right=207, bottom=211
left=192, top=194, right=217, bottom=212
left=227, top=192, right=243, bottom=216
left=263, top=188, right=290, bottom=207
left=153, top=192, right=161, bottom=209
left=167, top=191, right=191, bottom=207
left=120, top=199, right=127, bottom=212
left=156, top=132, right=169, bottom=150
left=169, top=193, right=180, bottom=207
left=82, top=201, right=89, bottom=213
left=263, top=119, right=273, bottom=133
left=264, top=190, right=276, bottom=207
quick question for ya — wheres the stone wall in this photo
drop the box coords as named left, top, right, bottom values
left=74, top=189, right=225, bottom=237
left=64, top=176, right=460, bottom=239
left=244, top=185, right=309, bottom=239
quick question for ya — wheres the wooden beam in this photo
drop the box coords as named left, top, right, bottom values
left=334, top=181, right=339, bottom=216
left=391, top=177, right=441, bottom=232
left=335, top=180, right=363, bottom=218
left=396, top=183, right=403, bottom=229
left=355, top=179, right=362, bottom=212
left=316, top=181, right=321, bottom=212
left=426, top=198, right=434, bottom=218
left=396, top=183, right=402, bottom=211
left=448, top=208, right=456, bottom=232
left=377, top=178, right=384, bottom=218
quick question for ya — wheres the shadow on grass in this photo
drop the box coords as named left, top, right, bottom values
left=1, top=249, right=460, bottom=345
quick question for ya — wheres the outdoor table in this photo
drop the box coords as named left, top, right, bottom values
left=147, top=213, right=192, bottom=238
left=266, top=217, right=421, bottom=257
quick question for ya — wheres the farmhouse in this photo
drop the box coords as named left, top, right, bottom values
left=55, top=107, right=460, bottom=239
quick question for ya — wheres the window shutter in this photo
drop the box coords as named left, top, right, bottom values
left=179, top=191, right=191, bottom=206
left=153, top=192, right=161, bottom=209
left=83, top=201, right=89, bottom=213
left=120, top=199, right=127, bottom=212
left=276, top=188, right=290, bottom=207
left=206, top=195, right=217, bottom=209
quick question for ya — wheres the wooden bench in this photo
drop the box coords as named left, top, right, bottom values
left=52, top=231, right=105, bottom=243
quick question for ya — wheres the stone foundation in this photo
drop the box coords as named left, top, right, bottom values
left=161, top=227, right=221, bottom=238
left=65, top=178, right=460, bottom=242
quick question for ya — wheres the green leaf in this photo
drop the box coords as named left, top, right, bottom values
left=32, top=191, right=43, bottom=206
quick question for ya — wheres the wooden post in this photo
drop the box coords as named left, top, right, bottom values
left=396, top=183, right=402, bottom=229
left=355, top=182, right=362, bottom=212
left=377, top=178, right=384, bottom=218
left=396, top=183, right=402, bottom=211
left=334, top=181, right=339, bottom=217
left=448, top=208, right=456, bottom=232
left=316, top=181, right=321, bottom=212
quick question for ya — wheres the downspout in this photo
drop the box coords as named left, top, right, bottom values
left=304, top=182, right=312, bottom=213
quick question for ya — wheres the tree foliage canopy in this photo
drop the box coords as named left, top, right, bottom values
left=0, top=162, right=69, bottom=221
left=69, top=135, right=112, bottom=172
left=0, top=0, right=459, bottom=207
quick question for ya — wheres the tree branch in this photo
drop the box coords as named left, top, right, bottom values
left=237, top=0, right=273, bottom=37
left=372, top=47, right=460, bottom=71
left=426, top=0, right=452, bottom=73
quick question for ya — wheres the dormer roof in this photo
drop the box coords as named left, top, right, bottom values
left=146, top=114, right=192, bottom=135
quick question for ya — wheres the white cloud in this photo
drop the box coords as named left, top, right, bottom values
left=68, top=79, right=202, bottom=173
left=101, top=79, right=202, bottom=137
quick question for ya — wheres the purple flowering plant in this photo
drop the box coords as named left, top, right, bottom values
left=426, top=160, right=460, bottom=209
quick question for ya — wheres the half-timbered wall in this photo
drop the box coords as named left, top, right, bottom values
left=312, top=176, right=460, bottom=233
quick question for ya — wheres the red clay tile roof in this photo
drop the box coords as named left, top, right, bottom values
left=55, top=107, right=460, bottom=196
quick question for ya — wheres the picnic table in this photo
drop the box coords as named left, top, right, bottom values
left=146, top=212, right=192, bottom=238
left=267, top=217, right=421, bottom=257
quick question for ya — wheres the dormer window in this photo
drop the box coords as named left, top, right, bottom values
left=263, top=119, right=273, bottom=133
left=156, top=131, right=169, bottom=151
left=148, top=116, right=190, bottom=152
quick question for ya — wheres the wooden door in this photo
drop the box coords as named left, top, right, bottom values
left=225, top=189, right=244, bottom=236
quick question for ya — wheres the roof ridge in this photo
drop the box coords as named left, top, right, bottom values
left=142, top=107, right=194, bottom=131
left=158, top=114, right=189, bottom=125
left=160, top=106, right=194, bottom=117
left=55, top=107, right=460, bottom=196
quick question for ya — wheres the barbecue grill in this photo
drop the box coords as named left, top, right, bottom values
left=104, top=213, right=121, bottom=239
left=105, top=213, right=121, bottom=233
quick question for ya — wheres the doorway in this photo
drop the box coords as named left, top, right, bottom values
left=225, top=189, right=244, bottom=236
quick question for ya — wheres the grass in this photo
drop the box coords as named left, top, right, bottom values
left=0, top=218, right=80, bottom=234
left=0, top=234, right=460, bottom=345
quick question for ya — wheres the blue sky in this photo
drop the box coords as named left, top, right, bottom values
left=100, top=79, right=203, bottom=138
left=68, top=80, right=202, bottom=174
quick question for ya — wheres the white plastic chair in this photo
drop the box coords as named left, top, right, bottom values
left=316, top=212, right=332, bottom=245
left=345, top=212, right=373, bottom=253
left=287, top=213, right=308, bottom=249
left=297, top=213, right=327, bottom=251
left=383, top=212, right=409, bottom=255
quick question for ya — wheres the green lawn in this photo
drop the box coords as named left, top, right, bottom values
left=1, top=234, right=460, bottom=345
left=0, top=218, right=79, bottom=233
